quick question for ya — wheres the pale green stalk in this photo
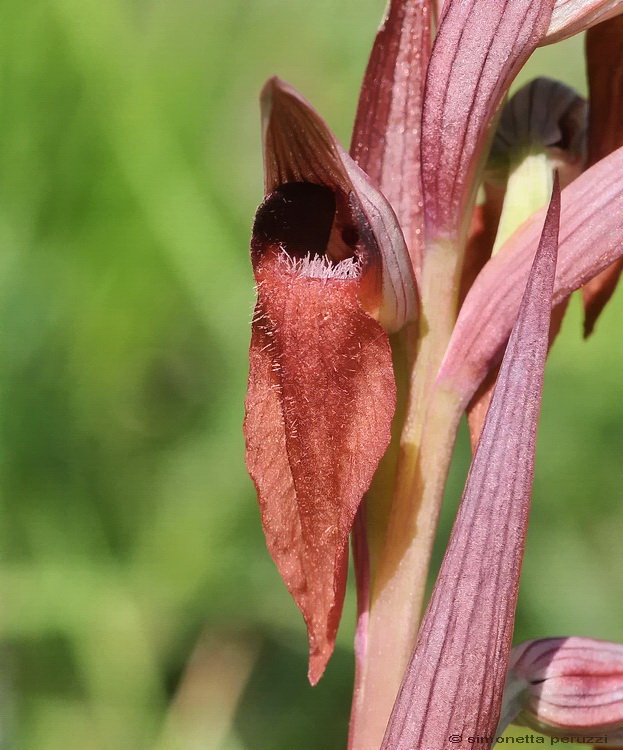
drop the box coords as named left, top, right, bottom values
left=492, top=148, right=553, bottom=255
left=350, top=143, right=556, bottom=748
left=348, top=241, right=466, bottom=750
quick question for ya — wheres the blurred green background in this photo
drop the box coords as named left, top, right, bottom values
left=0, top=0, right=621, bottom=748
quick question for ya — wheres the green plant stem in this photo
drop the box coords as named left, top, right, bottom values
left=492, top=148, right=552, bottom=255
left=348, top=242, right=465, bottom=750
left=349, top=147, right=554, bottom=749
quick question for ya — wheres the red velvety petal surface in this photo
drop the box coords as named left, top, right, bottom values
left=244, top=253, right=395, bottom=684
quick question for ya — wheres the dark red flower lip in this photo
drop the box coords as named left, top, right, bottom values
left=245, top=75, right=421, bottom=685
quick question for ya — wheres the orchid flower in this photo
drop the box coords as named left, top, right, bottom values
left=244, top=1, right=623, bottom=748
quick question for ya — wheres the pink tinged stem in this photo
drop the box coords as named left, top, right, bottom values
left=351, top=4, right=554, bottom=745
left=382, top=179, right=561, bottom=750
left=347, top=0, right=431, bottom=738
left=350, top=0, right=432, bottom=278
left=348, top=503, right=371, bottom=750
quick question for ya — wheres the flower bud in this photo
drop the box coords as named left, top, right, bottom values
left=500, top=637, right=623, bottom=741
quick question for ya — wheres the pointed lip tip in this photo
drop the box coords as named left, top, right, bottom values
left=307, top=671, right=321, bottom=687
left=307, top=663, right=325, bottom=687
left=307, top=644, right=332, bottom=686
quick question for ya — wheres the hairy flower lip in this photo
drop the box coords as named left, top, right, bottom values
left=246, top=76, right=409, bottom=687
left=259, top=76, right=418, bottom=333
left=245, top=255, right=396, bottom=684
